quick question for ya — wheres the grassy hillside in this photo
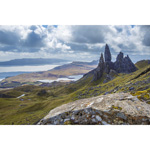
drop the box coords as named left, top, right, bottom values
left=0, top=62, right=150, bottom=125
left=135, top=59, right=150, bottom=69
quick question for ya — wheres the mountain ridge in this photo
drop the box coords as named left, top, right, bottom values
left=0, top=58, right=69, bottom=66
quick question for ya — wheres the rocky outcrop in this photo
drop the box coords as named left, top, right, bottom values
left=93, top=53, right=104, bottom=81
left=92, top=44, right=137, bottom=81
left=104, top=44, right=111, bottom=62
left=114, top=52, right=137, bottom=73
left=103, top=69, right=118, bottom=83
left=104, top=61, right=114, bottom=74
left=38, top=93, right=150, bottom=125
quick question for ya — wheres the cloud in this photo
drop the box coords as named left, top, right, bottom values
left=139, top=25, right=150, bottom=46
left=0, top=25, right=150, bottom=62
left=22, top=30, right=45, bottom=48
left=0, top=30, right=20, bottom=45
left=71, top=25, right=106, bottom=43
left=60, top=25, right=116, bottom=44
left=0, top=25, right=70, bottom=53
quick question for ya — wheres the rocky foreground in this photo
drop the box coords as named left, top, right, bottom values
left=38, top=93, right=150, bottom=125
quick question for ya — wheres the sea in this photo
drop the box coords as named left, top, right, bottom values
left=38, top=75, right=83, bottom=83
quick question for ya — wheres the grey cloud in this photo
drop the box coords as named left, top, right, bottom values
left=115, top=26, right=123, bottom=33
left=118, top=43, right=136, bottom=52
left=0, top=25, right=150, bottom=63
left=71, top=25, right=112, bottom=44
left=0, top=45, right=18, bottom=52
left=67, top=42, right=118, bottom=58
left=0, top=30, right=20, bottom=45
left=22, top=31, right=46, bottom=48
left=67, top=43, right=103, bottom=55
left=30, top=25, right=38, bottom=31
left=140, top=25, right=150, bottom=46
left=67, top=43, right=89, bottom=51
left=0, top=26, right=48, bottom=53
left=0, top=44, right=42, bottom=53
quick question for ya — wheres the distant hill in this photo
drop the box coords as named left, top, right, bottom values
left=135, top=60, right=150, bottom=69
left=0, top=58, right=69, bottom=66
left=0, top=72, right=32, bottom=79
left=50, top=60, right=98, bottom=74
left=0, top=60, right=98, bottom=87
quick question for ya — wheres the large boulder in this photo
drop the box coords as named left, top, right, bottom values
left=38, top=93, right=150, bottom=125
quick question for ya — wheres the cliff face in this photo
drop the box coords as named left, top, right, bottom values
left=104, top=44, right=111, bottom=62
left=93, top=54, right=105, bottom=81
left=93, top=44, right=137, bottom=81
left=38, top=93, right=150, bottom=125
left=114, top=52, right=137, bottom=73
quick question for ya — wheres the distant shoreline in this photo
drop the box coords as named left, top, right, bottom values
left=0, top=64, right=61, bottom=81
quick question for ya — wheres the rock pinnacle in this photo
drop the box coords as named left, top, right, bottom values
left=104, top=44, right=111, bottom=62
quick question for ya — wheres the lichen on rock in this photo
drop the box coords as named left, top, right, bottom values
left=38, top=93, right=150, bottom=125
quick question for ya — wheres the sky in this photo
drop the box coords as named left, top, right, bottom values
left=0, top=25, right=150, bottom=63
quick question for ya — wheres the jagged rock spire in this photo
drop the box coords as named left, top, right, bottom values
left=92, top=44, right=137, bottom=81
left=93, top=53, right=105, bottom=81
left=99, top=53, right=104, bottom=65
left=104, top=44, right=111, bottom=62
left=116, top=52, right=124, bottom=62
left=114, top=52, right=137, bottom=73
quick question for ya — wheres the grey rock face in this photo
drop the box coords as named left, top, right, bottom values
left=99, top=53, right=105, bottom=66
left=103, top=69, right=118, bottom=83
left=38, top=93, right=150, bottom=125
left=92, top=44, right=137, bottom=81
left=114, top=53, right=137, bottom=73
left=124, top=55, right=137, bottom=73
left=93, top=53, right=104, bottom=81
left=116, top=52, right=124, bottom=61
left=104, top=61, right=114, bottom=74
left=104, top=44, right=111, bottom=62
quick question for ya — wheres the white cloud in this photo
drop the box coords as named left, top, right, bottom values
left=0, top=25, right=150, bottom=62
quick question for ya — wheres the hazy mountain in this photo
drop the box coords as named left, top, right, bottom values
left=0, top=72, right=31, bottom=79
left=0, top=58, right=69, bottom=66
left=50, top=60, right=98, bottom=71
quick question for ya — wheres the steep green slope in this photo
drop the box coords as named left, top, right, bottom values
left=135, top=59, right=150, bottom=69
left=68, top=64, right=150, bottom=101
